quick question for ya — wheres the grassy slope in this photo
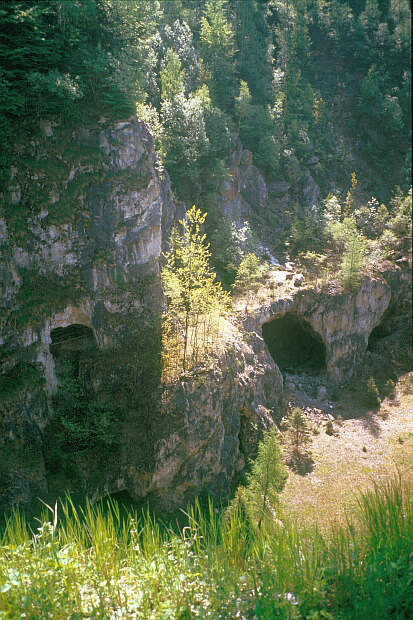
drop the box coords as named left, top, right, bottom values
left=281, top=372, right=413, bottom=533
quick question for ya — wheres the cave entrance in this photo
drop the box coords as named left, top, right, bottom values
left=368, top=323, right=390, bottom=351
left=50, top=324, right=97, bottom=380
left=262, top=313, right=326, bottom=375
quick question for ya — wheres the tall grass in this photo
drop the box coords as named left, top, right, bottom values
left=0, top=476, right=412, bottom=618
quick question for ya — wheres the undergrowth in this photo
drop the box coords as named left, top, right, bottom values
left=0, top=476, right=411, bottom=618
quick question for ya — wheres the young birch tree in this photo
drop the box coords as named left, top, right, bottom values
left=162, top=206, right=230, bottom=379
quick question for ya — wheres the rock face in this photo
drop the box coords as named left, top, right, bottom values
left=1, top=116, right=409, bottom=515
left=152, top=330, right=282, bottom=510
left=0, top=117, right=282, bottom=514
left=220, top=142, right=268, bottom=228
left=0, top=116, right=169, bottom=512
left=55, top=327, right=283, bottom=512
left=247, top=266, right=411, bottom=383
left=218, top=140, right=321, bottom=262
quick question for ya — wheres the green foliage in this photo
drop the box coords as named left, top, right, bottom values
left=232, top=426, right=287, bottom=529
left=0, top=361, right=42, bottom=405
left=46, top=357, right=118, bottom=454
left=384, top=378, right=396, bottom=398
left=1, top=0, right=410, bottom=212
left=340, top=230, right=364, bottom=292
left=160, top=49, right=185, bottom=101
left=286, top=407, right=312, bottom=454
left=366, top=376, right=381, bottom=409
left=359, top=65, right=404, bottom=134
left=289, top=210, right=325, bottom=257
left=162, top=206, right=230, bottom=378
left=10, top=269, right=84, bottom=329
left=1, top=475, right=412, bottom=618
left=325, top=419, right=335, bottom=436
left=209, top=217, right=243, bottom=283
left=232, top=253, right=263, bottom=295
left=200, top=0, right=236, bottom=111
left=160, top=93, right=210, bottom=198
left=0, top=0, right=410, bottom=279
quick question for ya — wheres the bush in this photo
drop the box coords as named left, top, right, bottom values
left=45, top=359, right=117, bottom=453
left=384, top=379, right=396, bottom=398
left=366, top=376, right=381, bottom=408
left=325, top=419, right=335, bottom=435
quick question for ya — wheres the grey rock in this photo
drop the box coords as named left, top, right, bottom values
left=268, top=181, right=291, bottom=197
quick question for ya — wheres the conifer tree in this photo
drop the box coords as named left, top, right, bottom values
left=287, top=407, right=312, bottom=455
left=232, top=253, right=263, bottom=310
left=242, top=427, right=287, bottom=529
left=340, top=232, right=363, bottom=292
left=160, top=49, right=185, bottom=101
left=200, top=0, right=236, bottom=111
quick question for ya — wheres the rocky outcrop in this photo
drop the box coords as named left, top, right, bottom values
left=49, top=327, right=282, bottom=512
left=218, top=140, right=321, bottom=262
left=0, top=117, right=283, bottom=515
left=246, top=265, right=411, bottom=383
left=0, top=116, right=171, bottom=512
left=151, top=329, right=282, bottom=510
left=1, top=115, right=409, bottom=516
left=220, top=142, right=268, bottom=228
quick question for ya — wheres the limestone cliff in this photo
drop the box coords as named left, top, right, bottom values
left=218, top=140, right=320, bottom=262
left=0, top=117, right=281, bottom=514
left=0, top=116, right=410, bottom=515
left=0, top=116, right=168, bottom=512
left=248, top=267, right=411, bottom=384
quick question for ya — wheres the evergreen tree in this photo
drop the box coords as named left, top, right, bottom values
left=340, top=232, right=364, bottom=292
left=200, top=0, right=236, bottom=111
left=241, top=427, right=287, bottom=529
left=287, top=407, right=312, bottom=455
left=366, top=376, right=381, bottom=408
left=232, top=253, right=264, bottom=310
left=160, top=49, right=185, bottom=101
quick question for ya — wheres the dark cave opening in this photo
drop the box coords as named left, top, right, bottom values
left=262, top=313, right=326, bottom=375
left=367, top=323, right=390, bottom=351
left=50, top=324, right=96, bottom=379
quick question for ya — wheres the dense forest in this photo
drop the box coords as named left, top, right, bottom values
left=0, top=1, right=410, bottom=189
left=0, top=1, right=412, bottom=617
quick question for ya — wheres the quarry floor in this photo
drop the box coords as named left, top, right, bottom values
left=280, top=371, right=413, bottom=532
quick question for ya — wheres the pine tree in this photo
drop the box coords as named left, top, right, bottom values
left=340, top=232, right=363, bottom=292
left=287, top=407, right=312, bottom=455
left=232, top=253, right=263, bottom=310
left=366, top=376, right=381, bottom=408
left=242, top=427, right=287, bottom=529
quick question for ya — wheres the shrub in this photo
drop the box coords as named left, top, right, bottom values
left=384, top=378, right=396, bottom=398
left=366, top=376, right=381, bottom=408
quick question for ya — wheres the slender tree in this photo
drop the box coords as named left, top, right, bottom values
left=287, top=407, right=312, bottom=455
left=340, top=232, right=363, bottom=292
left=162, top=206, right=229, bottom=378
